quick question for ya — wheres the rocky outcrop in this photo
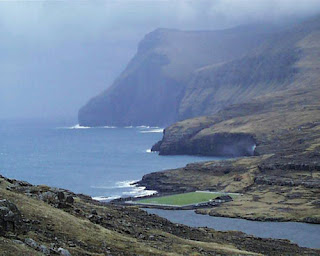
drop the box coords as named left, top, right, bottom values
left=154, top=131, right=257, bottom=157
left=5, top=177, right=74, bottom=209
left=254, top=175, right=320, bottom=188
left=0, top=199, right=23, bottom=235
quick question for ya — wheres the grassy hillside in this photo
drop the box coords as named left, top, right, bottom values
left=1, top=175, right=317, bottom=255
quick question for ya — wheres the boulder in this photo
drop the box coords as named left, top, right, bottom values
left=24, top=238, right=39, bottom=250
left=0, top=199, right=23, bottom=235
left=65, top=196, right=74, bottom=204
left=58, top=247, right=72, bottom=256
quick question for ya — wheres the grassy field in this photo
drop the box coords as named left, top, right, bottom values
left=137, top=191, right=228, bottom=206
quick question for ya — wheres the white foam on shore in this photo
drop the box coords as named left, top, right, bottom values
left=136, top=125, right=151, bottom=129
left=101, top=126, right=117, bottom=129
left=92, top=195, right=121, bottom=201
left=140, top=128, right=164, bottom=133
left=92, top=180, right=156, bottom=199
left=91, top=180, right=138, bottom=189
left=115, top=180, right=138, bottom=188
left=145, top=149, right=158, bottom=153
left=252, top=144, right=257, bottom=152
left=59, top=124, right=117, bottom=129
left=122, top=186, right=157, bottom=198
left=67, top=124, right=90, bottom=129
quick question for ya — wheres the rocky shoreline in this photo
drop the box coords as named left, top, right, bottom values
left=134, top=155, right=320, bottom=224
left=1, top=174, right=319, bottom=255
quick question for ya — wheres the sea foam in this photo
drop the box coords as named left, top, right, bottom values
left=67, top=124, right=90, bottom=129
left=60, top=124, right=117, bottom=129
left=92, top=195, right=121, bottom=201
left=140, top=128, right=164, bottom=133
left=91, top=180, right=138, bottom=189
left=122, top=186, right=157, bottom=198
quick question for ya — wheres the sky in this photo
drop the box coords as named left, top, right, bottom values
left=1, top=0, right=320, bottom=122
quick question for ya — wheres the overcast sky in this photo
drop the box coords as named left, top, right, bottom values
left=1, top=0, right=320, bottom=122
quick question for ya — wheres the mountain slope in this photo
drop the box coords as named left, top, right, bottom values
left=178, top=15, right=320, bottom=120
left=139, top=17, right=320, bottom=223
left=79, top=25, right=277, bottom=126
left=153, top=15, right=320, bottom=157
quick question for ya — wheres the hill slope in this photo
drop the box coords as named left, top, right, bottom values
left=178, top=15, right=320, bottom=119
left=1, top=175, right=317, bottom=255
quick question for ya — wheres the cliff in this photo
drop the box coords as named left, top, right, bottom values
left=136, top=17, right=320, bottom=223
left=79, top=25, right=277, bottom=126
left=153, top=15, right=320, bottom=157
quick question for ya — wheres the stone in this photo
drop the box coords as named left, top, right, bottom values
left=24, top=238, right=39, bottom=250
left=58, top=247, right=72, bottom=256
left=56, top=192, right=65, bottom=201
left=39, top=245, right=50, bottom=255
left=0, top=199, right=23, bottom=235
left=12, top=239, right=24, bottom=245
left=65, top=196, right=74, bottom=204
left=40, top=191, right=58, bottom=204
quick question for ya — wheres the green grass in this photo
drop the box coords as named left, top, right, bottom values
left=137, top=192, right=228, bottom=206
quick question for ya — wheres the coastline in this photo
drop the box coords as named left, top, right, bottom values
left=131, top=156, right=320, bottom=224
left=1, top=174, right=318, bottom=255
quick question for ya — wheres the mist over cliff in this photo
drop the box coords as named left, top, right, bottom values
left=1, top=0, right=320, bottom=121
left=79, top=24, right=280, bottom=126
left=79, top=14, right=320, bottom=126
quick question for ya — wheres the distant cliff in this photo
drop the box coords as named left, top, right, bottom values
left=152, top=15, right=320, bottom=156
left=79, top=25, right=277, bottom=126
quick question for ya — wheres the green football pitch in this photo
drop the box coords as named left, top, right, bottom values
left=137, top=191, right=229, bottom=206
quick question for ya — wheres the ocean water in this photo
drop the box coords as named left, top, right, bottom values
left=0, top=120, right=219, bottom=200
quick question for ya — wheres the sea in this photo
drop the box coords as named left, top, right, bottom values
left=0, top=120, right=217, bottom=201
left=1, top=119, right=319, bottom=249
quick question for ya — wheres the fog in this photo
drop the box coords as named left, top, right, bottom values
left=1, top=0, right=320, bottom=121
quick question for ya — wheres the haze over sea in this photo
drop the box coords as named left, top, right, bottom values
left=0, top=120, right=218, bottom=201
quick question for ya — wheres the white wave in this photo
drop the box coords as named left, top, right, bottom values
left=59, top=124, right=118, bottom=129
left=91, top=180, right=138, bottom=190
left=136, top=125, right=150, bottom=129
left=92, top=195, right=121, bottom=201
left=252, top=144, right=257, bottom=152
left=140, top=128, right=164, bottom=133
left=115, top=180, right=138, bottom=188
left=67, top=124, right=90, bottom=129
left=101, top=126, right=117, bottom=129
left=146, top=149, right=152, bottom=153
left=122, top=186, right=157, bottom=198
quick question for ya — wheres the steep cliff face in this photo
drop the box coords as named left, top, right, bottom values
left=177, top=16, right=320, bottom=119
left=79, top=16, right=320, bottom=127
left=79, top=25, right=276, bottom=126
left=152, top=16, right=320, bottom=157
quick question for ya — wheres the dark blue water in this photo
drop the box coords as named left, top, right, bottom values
left=145, top=209, right=320, bottom=249
left=0, top=120, right=218, bottom=200
left=1, top=120, right=319, bottom=249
